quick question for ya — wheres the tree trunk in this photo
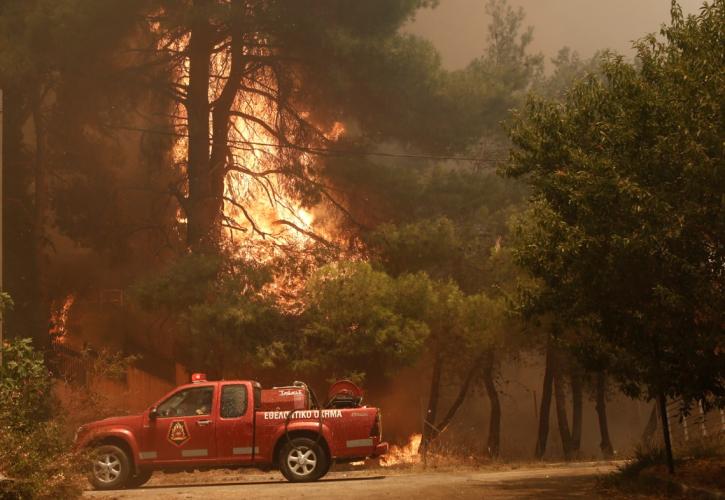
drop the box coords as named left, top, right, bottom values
left=535, top=344, right=554, bottom=459
left=435, top=354, right=482, bottom=433
left=419, top=350, right=443, bottom=456
left=419, top=353, right=485, bottom=456
left=482, top=351, right=501, bottom=458
left=183, top=0, right=245, bottom=254
left=658, top=393, right=675, bottom=474
left=185, top=0, right=216, bottom=254
left=31, top=92, right=50, bottom=351
left=594, top=372, right=614, bottom=458
left=570, top=371, right=583, bottom=454
left=553, top=356, right=574, bottom=460
left=641, top=402, right=658, bottom=444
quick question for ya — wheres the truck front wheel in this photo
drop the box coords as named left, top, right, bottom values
left=89, top=444, right=131, bottom=490
left=279, top=437, right=328, bottom=482
left=126, top=469, right=153, bottom=488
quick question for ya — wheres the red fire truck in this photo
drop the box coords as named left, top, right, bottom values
left=75, top=375, right=388, bottom=490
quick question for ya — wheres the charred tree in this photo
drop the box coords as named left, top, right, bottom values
left=184, top=0, right=217, bottom=254
left=594, top=372, right=614, bottom=458
left=535, top=343, right=554, bottom=459
left=482, top=351, right=501, bottom=457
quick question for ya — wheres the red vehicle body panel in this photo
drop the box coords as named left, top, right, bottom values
left=75, top=380, right=387, bottom=474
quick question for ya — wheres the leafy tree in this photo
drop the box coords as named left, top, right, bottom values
left=133, top=254, right=289, bottom=375
left=0, top=0, right=148, bottom=347
left=298, top=261, right=430, bottom=387
left=535, top=47, right=603, bottom=100
left=419, top=290, right=508, bottom=456
left=505, top=1, right=724, bottom=469
left=145, top=0, right=500, bottom=254
left=508, top=44, right=610, bottom=462
left=465, top=0, right=543, bottom=130
left=342, top=0, right=542, bottom=456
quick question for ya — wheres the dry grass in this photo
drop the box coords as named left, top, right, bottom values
left=601, top=434, right=725, bottom=498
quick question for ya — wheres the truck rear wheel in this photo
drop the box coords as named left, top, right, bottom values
left=89, top=444, right=131, bottom=490
left=279, top=437, right=328, bottom=482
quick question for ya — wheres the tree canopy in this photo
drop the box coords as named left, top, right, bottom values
left=505, top=1, right=724, bottom=406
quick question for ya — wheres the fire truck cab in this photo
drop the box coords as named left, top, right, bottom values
left=75, top=375, right=387, bottom=490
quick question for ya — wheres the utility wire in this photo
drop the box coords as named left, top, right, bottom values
left=109, top=124, right=508, bottom=164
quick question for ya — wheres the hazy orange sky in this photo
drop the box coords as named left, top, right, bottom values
left=406, top=0, right=705, bottom=69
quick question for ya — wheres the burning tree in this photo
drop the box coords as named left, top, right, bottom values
left=145, top=0, right=490, bottom=257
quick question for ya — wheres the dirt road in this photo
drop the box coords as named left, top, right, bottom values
left=85, top=461, right=623, bottom=499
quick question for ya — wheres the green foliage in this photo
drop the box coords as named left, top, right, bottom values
left=0, top=338, right=83, bottom=499
left=0, top=292, right=12, bottom=317
left=369, top=217, right=463, bottom=282
left=535, top=47, right=604, bottom=100
left=0, top=0, right=148, bottom=252
left=132, top=254, right=288, bottom=373
left=300, top=260, right=508, bottom=385
left=505, top=1, right=725, bottom=404
left=0, top=422, right=82, bottom=499
left=299, top=261, right=430, bottom=383
left=463, top=0, right=543, bottom=127
left=0, top=338, right=52, bottom=428
left=276, top=0, right=492, bottom=154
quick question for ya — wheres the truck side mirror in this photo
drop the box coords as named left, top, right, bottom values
left=149, top=407, right=158, bottom=420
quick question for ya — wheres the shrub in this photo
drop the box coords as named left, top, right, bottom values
left=0, top=338, right=84, bottom=499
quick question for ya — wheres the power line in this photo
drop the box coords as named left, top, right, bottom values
left=109, top=124, right=508, bottom=164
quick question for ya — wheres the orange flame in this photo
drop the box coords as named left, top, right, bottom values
left=158, top=21, right=350, bottom=310
left=49, top=294, right=75, bottom=344
left=380, top=433, right=422, bottom=467
left=164, top=29, right=343, bottom=260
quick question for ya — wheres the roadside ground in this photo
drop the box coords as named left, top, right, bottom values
left=82, top=461, right=646, bottom=499
left=602, top=455, right=725, bottom=499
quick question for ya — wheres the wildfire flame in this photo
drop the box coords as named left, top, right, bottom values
left=380, top=433, right=422, bottom=467
left=155, top=16, right=353, bottom=311
left=165, top=29, right=342, bottom=260
left=49, top=294, right=75, bottom=344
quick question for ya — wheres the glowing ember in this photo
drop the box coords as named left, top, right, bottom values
left=49, top=294, right=75, bottom=344
left=380, top=433, right=422, bottom=467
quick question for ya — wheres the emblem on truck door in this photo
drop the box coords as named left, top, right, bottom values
left=168, top=420, right=190, bottom=446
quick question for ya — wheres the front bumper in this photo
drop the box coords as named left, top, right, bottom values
left=372, top=441, right=389, bottom=457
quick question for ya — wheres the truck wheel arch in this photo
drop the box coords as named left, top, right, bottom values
left=273, top=430, right=331, bottom=467
left=89, top=435, right=137, bottom=473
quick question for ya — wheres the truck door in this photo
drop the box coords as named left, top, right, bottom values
left=150, top=384, right=218, bottom=463
left=215, top=382, right=255, bottom=463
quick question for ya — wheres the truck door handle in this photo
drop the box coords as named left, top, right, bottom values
left=197, top=419, right=212, bottom=426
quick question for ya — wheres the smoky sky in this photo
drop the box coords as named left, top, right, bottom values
left=406, top=0, right=705, bottom=69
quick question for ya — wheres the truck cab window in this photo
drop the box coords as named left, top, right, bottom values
left=157, top=386, right=214, bottom=417
left=221, top=384, right=247, bottom=418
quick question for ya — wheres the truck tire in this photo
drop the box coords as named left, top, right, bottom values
left=126, top=469, right=153, bottom=488
left=279, top=437, right=328, bottom=482
left=89, top=444, right=131, bottom=490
